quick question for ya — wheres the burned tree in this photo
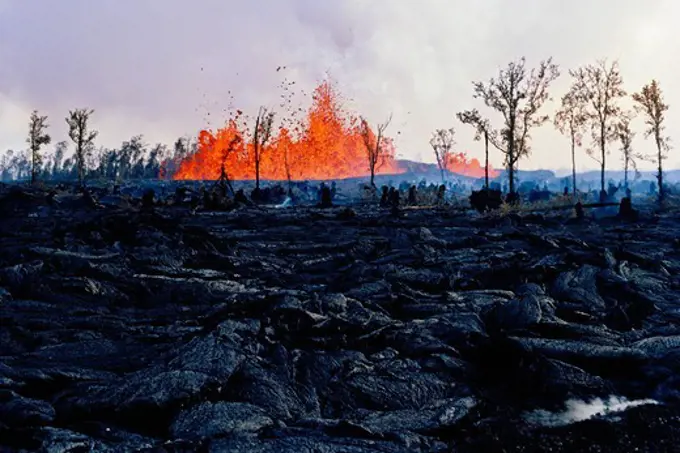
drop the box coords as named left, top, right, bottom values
left=252, top=107, right=275, bottom=192
left=280, top=131, right=295, bottom=196
left=554, top=90, right=588, bottom=196
left=66, top=108, right=98, bottom=186
left=460, top=57, right=560, bottom=196
left=51, top=141, right=67, bottom=179
left=615, top=114, right=637, bottom=190
left=219, top=135, right=242, bottom=196
left=569, top=60, right=626, bottom=196
left=632, top=79, right=670, bottom=204
left=360, top=114, right=393, bottom=188
left=27, top=110, right=51, bottom=184
left=430, top=128, right=455, bottom=184
left=457, top=110, right=493, bottom=190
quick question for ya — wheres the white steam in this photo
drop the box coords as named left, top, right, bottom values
left=524, top=396, right=660, bottom=428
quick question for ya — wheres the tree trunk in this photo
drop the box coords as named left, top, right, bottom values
left=370, top=161, right=375, bottom=187
left=440, top=168, right=445, bottom=184
left=571, top=136, right=577, bottom=196
left=255, top=155, right=260, bottom=190
left=484, top=131, right=489, bottom=190
left=508, top=115, right=516, bottom=196
left=657, top=137, right=664, bottom=204
left=31, top=149, right=36, bottom=185
left=624, top=155, right=629, bottom=190
left=600, top=132, right=606, bottom=194
left=77, top=147, right=83, bottom=186
left=508, top=163, right=515, bottom=196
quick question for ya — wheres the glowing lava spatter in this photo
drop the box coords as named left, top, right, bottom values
left=174, top=81, right=496, bottom=181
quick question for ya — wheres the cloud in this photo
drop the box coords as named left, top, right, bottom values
left=1, top=0, right=678, bottom=170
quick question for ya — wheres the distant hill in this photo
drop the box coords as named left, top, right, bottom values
left=568, top=169, right=680, bottom=184
left=393, top=159, right=680, bottom=184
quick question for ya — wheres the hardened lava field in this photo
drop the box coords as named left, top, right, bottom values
left=0, top=184, right=680, bottom=452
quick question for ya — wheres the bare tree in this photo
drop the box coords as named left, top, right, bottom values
left=219, top=136, right=242, bottom=196
left=66, top=109, right=98, bottom=186
left=460, top=57, right=560, bottom=196
left=554, top=90, right=588, bottom=196
left=614, top=114, right=637, bottom=190
left=252, top=106, right=275, bottom=192
left=430, top=128, right=455, bottom=184
left=632, top=79, right=670, bottom=204
left=281, top=135, right=294, bottom=196
left=569, top=60, right=626, bottom=197
left=52, top=141, right=67, bottom=179
left=360, top=114, right=393, bottom=188
left=27, top=110, right=51, bottom=185
left=457, top=110, right=494, bottom=190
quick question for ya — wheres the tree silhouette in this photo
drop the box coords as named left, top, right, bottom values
left=27, top=110, right=51, bottom=185
left=554, top=90, right=588, bottom=196
left=460, top=57, right=560, bottom=197
left=457, top=110, right=495, bottom=189
left=569, top=60, right=626, bottom=198
left=632, top=79, right=670, bottom=204
left=252, top=107, right=275, bottom=192
left=430, top=128, right=455, bottom=184
left=615, top=114, right=637, bottom=190
left=360, top=114, right=392, bottom=188
left=51, top=141, right=67, bottom=179
left=66, top=109, right=98, bottom=186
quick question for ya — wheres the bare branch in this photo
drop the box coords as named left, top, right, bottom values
left=430, top=127, right=455, bottom=183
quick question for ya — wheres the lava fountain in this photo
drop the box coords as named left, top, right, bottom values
left=174, top=80, right=496, bottom=181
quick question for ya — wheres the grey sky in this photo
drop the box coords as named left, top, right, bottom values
left=0, top=0, right=678, bottom=171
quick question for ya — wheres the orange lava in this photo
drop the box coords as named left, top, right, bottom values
left=174, top=81, right=402, bottom=181
left=173, top=80, right=498, bottom=181
left=445, top=153, right=500, bottom=178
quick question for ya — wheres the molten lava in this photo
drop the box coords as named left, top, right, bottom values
left=445, top=153, right=500, bottom=178
left=173, top=80, right=497, bottom=181
left=174, top=81, right=401, bottom=181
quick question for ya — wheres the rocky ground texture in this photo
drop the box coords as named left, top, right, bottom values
left=1, top=185, right=680, bottom=452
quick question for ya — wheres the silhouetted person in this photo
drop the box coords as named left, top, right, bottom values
left=408, top=185, right=417, bottom=205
